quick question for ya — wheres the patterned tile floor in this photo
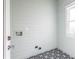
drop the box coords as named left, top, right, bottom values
left=27, top=48, right=75, bottom=59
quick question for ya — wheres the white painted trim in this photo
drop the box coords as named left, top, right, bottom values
left=65, top=1, right=75, bottom=38
left=66, top=1, right=75, bottom=8
left=4, top=0, right=10, bottom=59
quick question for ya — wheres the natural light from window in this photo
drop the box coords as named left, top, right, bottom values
left=66, top=2, right=75, bottom=37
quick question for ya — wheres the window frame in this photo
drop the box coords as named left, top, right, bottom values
left=65, top=2, right=75, bottom=38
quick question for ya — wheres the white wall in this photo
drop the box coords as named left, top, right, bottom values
left=57, top=0, right=75, bottom=57
left=10, top=0, right=57, bottom=59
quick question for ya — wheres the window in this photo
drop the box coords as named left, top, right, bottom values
left=65, top=2, right=75, bottom=37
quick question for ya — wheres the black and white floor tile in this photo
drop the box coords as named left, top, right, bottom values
left=27, top=48, right=75, bottom=59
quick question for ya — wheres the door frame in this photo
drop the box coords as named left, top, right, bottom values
left=3, top=0, right=10, bottom=59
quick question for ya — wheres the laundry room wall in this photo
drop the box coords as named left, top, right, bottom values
left=10, top=0, right=57, bottom=59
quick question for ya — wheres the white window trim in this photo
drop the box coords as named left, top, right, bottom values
left=65, top=2, right=75, bottom=38
left=65, top=2, right=75, bottom=9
